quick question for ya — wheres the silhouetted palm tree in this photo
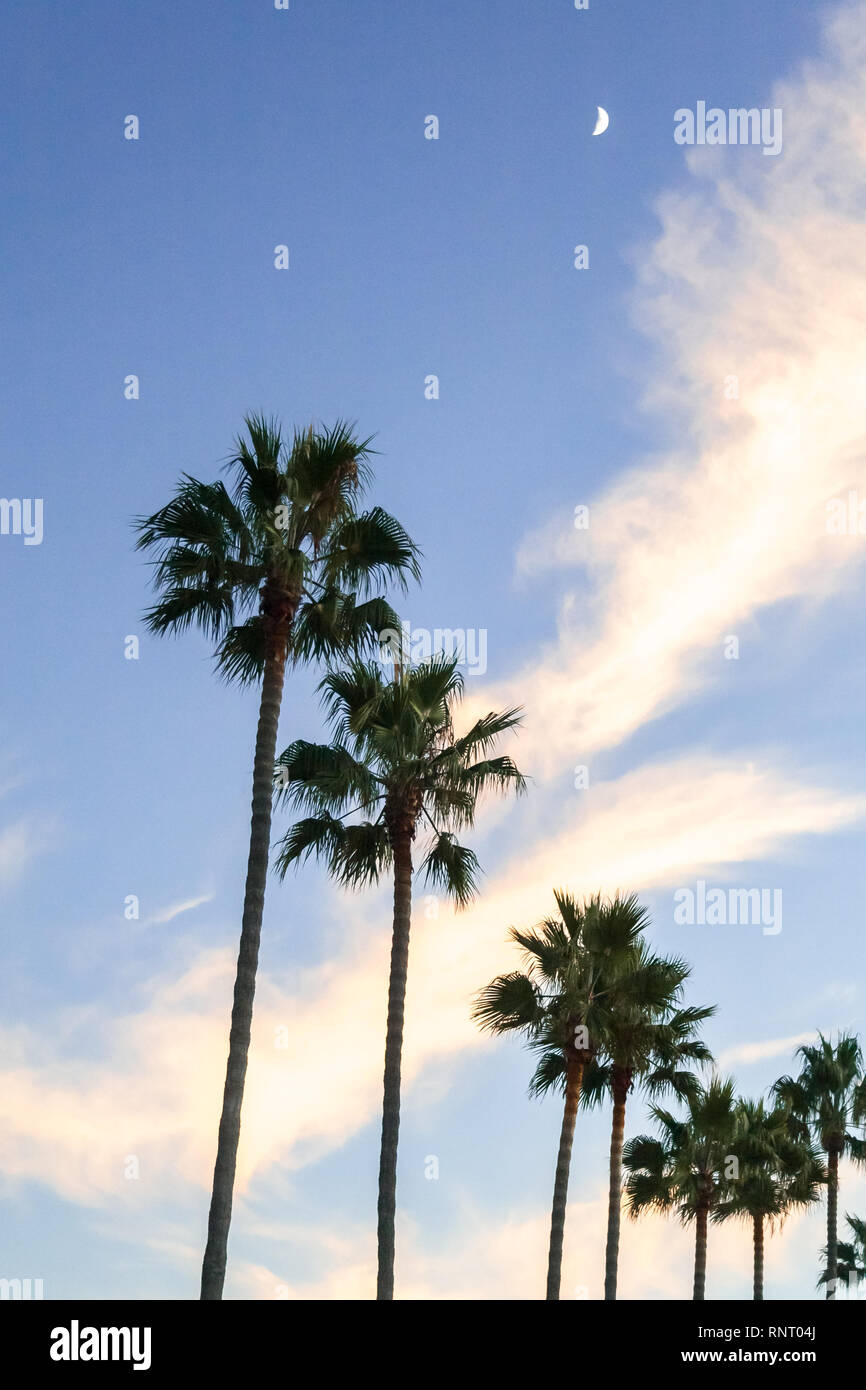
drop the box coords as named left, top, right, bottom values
left=624, top=1076, right=738, bottom=1300
left=819, top=1213, right=866, bottom=1297
left=773, top=1032, right=866, bottom=1299
left=274, top=654, right=524, bottom=1298
left=474, top=893, right=654, bottom=1300
left=581, top=954, right=715, bottom=1300
left=136, top=417, right=419, bottom=1299
left=714, top=1098, right=824, bottom=1300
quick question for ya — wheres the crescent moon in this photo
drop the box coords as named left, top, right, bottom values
left=592, top=106, right=610, bottom=136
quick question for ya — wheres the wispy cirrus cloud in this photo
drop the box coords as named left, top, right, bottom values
left=0, top=814, right=56, bottom=890
left=717, top=1031, right=818, bottom=1071
left=0, top=818, right=36, bottom=887
left=0, top=758, right=55, bottom=889
left=0, top=753, right=860, bottom=1206
left=148, top=894, right=214, bottom=925
left=466, top=2, right=866, bottom=773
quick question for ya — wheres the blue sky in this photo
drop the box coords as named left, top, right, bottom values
left=2, top=0, right=866, bottom=1299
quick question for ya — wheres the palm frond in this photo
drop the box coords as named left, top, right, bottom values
left=472, top=972, right=543, bottom=1035
left=419, top=832, right=480, bottom=907
left=449, top=707, right=524, bottom=760
left=321, top=506, right=422, bottom=595
left=337, top=820, right=391, bottom=887
left=141, top=582, right=235, bottom=640
left=274, top=739, right=381, bottom=813
left=291, top=593, right=404, bottom=666
left=453, top=756, right=528, bottom=801
left=215, top=617, right=267, bottom=685
left=528, top=1048, right=568, bottom=1099
left=273, top=814, right=347, bottom=878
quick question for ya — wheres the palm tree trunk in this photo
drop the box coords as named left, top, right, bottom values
left=603, top=1073, right=629, bottom=1300
left=546, top=1058, right=584, bottom=1300
left=200, top=635, right=288, bottom=1300
left=753, top=1213, right=764, bottom=1301
left=693, top=1202, right=709, bottom=1300
left=376, top=831, right=413, bottom=1300
left=826, top=1148, right=839, bottom=1300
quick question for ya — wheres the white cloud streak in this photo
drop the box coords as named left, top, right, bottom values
left=148, top=895, right=214, bottom=925
left=478, top=3, right=866, bottom=772
left=0, top=755, right=860, bottom=1205
left=717, top=1031, right=818, bottom=1071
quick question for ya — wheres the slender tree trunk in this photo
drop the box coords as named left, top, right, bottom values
left=826, top=1148, right=839, bottom=1300
left=753, top=1213, right=764, bottom=1301
left=376, top=832, right=413, bottom=1300
left=604, top=1073, right=629, bottom=1300
left=693, top=1202, right=709, bottom=1300
left=546, top=1058, right=584, bottom=1301
left=200, top=629, right=288, bottom=1300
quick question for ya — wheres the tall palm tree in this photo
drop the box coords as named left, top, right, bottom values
left=819, top=1213, right=866, bottom=1297
left=773, top=1032, right=866, bottom=1299
left=135, top=416, right=420, bottom=1299
left=273, top=654, right=524, bottom=1299
left=581, top=954, right=715, bottom=1300
left=624, top=1076, right=738, bottom=1300
left=474, top=892, right=655, bottom=1300
left=713, top=1098, right=824, bottom=1300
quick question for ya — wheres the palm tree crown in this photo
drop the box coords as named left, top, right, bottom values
left=773, top=1033, right=866, bottom=1159
left=274, top=654, right=524, bottom=898
left=582, top=983, right=713, bottom=1112
left=474, top=893, right=653, bottom=1089
left=136, top=415, right=420, bottom=677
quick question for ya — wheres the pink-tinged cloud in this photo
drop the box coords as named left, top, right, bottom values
left=0, top=754, right=861, bottom=1206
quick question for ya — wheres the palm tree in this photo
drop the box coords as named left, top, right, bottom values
left=819, top=1214, right=866, bottom=1297
left=274, top=654, right=524, bottom=1299
left=773, top=1032, right=866, bottom=1299
left=713, top=1098, right=824, bottom=1300
left=474, top=892, right=655, bottom=1300
left=624, top=1076, right=738, bottom=1300
left=581, top=953, right=715, bottom=1300
left=135, top=416, right=420, bottom=1300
